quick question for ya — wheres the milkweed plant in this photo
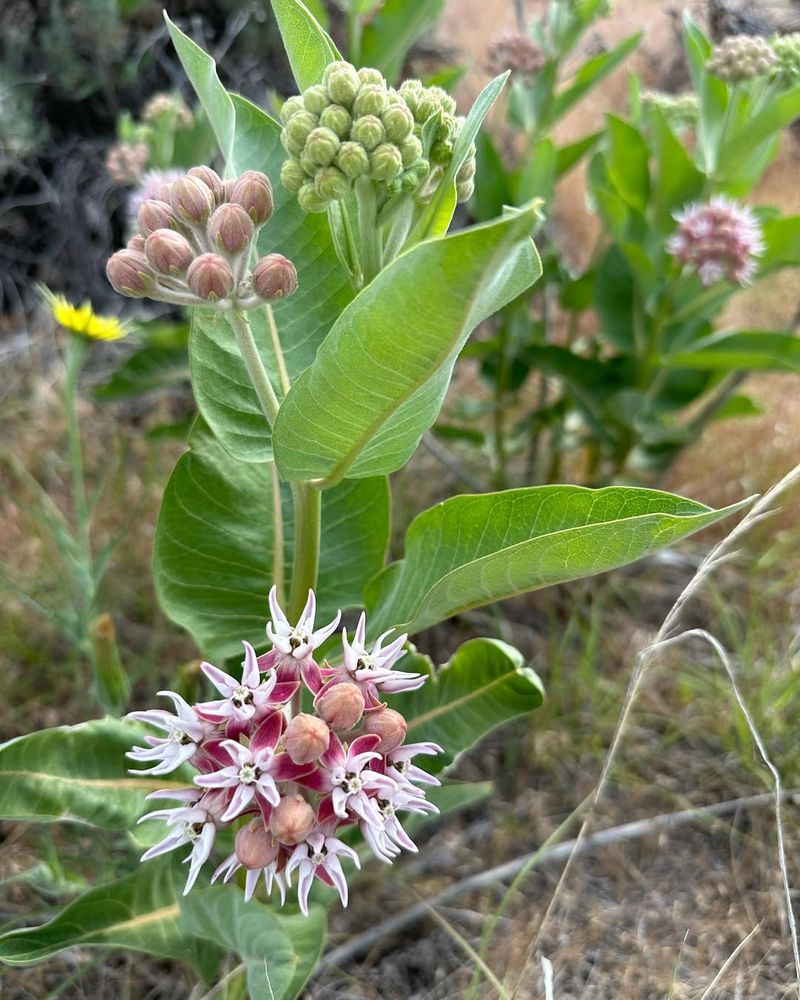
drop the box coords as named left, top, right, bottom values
left=0, top=2, right=756, bottom=995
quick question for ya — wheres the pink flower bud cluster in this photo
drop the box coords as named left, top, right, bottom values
left=128, top=587, right=441, bottom=914
left=666, top=196, right=764, bottom=287
left=106, top=167, right=298, bottom=310
left=487, top=32, right=546, bottom=81
left=105, top=141, right=149, bottom=186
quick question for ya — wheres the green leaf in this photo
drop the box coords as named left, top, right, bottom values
left=188, top=94, right=353, bottom=463
left=408, top=72, right=509, bottom=243
left=165, top=14, right=235, bottom=167
left=0, top=719, right=186, bottom=829
left=273, top=205, right=542, bottom=484
left=663, top=330, right=800, bottom=373
left=154, top=422, right=390, bottom=661
left=366, top=486, right=748, bottom=635
left=93, top=344, right=189, bottom=401
left=182, top=886, right=325, bottom=999
left=682, top=11, right=728, bottom=173
left=555, top=130, right=603, bottom=177
left=515, top=137, right=557, bottom=207
left=392, top=638, right=544, bottom=774
left=0, top=860, right=220, bottom=977
left=723, top=86, right=800, bottom=180
left=594, top=245, right=635, bottom=350
left=472, top=130, right=512, bottom=223
left=649, top=104, right=704, bottom=227
left=550, top=32, right=641, bottom=122
left=270, top=0, right=340, bottom=91
left=360, top=0, right=445, bottom=83
left=604, top=115, right=649, bottom=213
left=760, top=215, right=800, bottom=272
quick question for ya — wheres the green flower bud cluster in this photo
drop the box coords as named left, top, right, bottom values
left=280, top=61, right=428, bottom=212
left=707, top=35, right=776, bottom=83
left=771, top=33, right=800, bottom=80
left=641, top=90, right=699, bottom=131
left=397, top=79, right=476, bottom=204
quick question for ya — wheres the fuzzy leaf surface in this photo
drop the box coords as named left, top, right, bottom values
left=270, top=0, right=340, bottom=90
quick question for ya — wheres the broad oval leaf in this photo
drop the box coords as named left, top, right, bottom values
left=392, top=638, right=544, bottom=774
left=188, top=94, right=353, bottom=464
left=0, top=718, right=185, bottom=828
left=366, top=486, right=748, bottom=635
left=273, top=204, right=542, bottom=484
left=182, top=886, right=326, bottom=1000
left=154, top=422, right=390, bottom=662
left=0, top=859, right=221, bottom=978
left=664, top=330, right=800, bottom=374
left=270, top=0, right=340, bottom=91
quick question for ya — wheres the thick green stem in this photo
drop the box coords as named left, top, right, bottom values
left=229, top=308, right=281, bottom=425
left=355, top=178, right=383, bottom=287
left=271, top=462, right=286, bottom=607
left=288, top=483, right=321, bottom=622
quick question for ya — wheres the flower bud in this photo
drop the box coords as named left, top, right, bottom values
left=336, top=141, right=370, bottom=179
left=284, top=713, right=330, bottom=764
left=402, top=160, right=429, bottom=191
left=145, top=229, right=194, bottom=275
left=187, top=165, right=225, bottom=202
left=416, top=94, right=440, bottom=122
left=316, top=681, right=365, bottom=730
left=137, top=199, right=175, bottom=237
left=304, top=127, right=341, bottom=167
left=382, top=102, right=414, bottom=142
left=353, top=83, right=388, bottom=118
left=399, top=134, right=423, bottom=168
left=187, top=253, right=234, bottom=301
left=281, top=131, right=305, bottom=158
left=207, top=203, right=255, bottom=255
left=252, top=253, right=298, bottom=300
left=297, top=181, right=330, bottom=213
left=320, top=104, right=353, bottom=139
left=358, top=67, right=384, bottom=87
left=430, top=138, right=453, bottom=166
left=323, top=61, right=360, bottom=107
left=269, top=795, right=315, bottom=845
left=286, top=111, right=319, bottom=148
left=364, top=707, right=408, bottom=752
left=370, top=142, right=403, bottom=181
left=456, top=178, right=475, bottom=203
left=127, top=234, right=146, bottom=253
left=280, top=158, right=308, bottom=193
left=429, top=86, right=456, bottom=115
left=314, top=165, right=349, bottom=201
left=399, top=79, right=424, bottom=114
left=230, top=171, right=274, bottom=226
left=107, top=250, right=156, bottom=298
left=279, top=95, right=305, bottom=124
left=170, top=175, right=214, bottom=224
left=235, top=820, right=278, bottom=869
left=303, top=84, right=330, bottom=115
left=351, top=115, right=385, bottom=151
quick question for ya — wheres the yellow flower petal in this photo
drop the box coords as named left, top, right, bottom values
left=49, top=293, right=127, bottom=341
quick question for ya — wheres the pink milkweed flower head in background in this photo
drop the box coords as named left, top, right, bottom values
left=666, top=195, right=765, bottom=287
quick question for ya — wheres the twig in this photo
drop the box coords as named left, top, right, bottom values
left=316, top=790, right=795, bottom=973
left=699, top=922, right=762, bottom=1000
left=514, top=461, right=800, bottom=993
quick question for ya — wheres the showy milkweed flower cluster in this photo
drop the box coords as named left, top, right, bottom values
left=666, top=196, right=764, bottom=287
left=106, top=167, right=297, bottom=310
left=128, top=588, right=442, bottom=914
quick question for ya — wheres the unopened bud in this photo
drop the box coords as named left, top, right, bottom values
left=187, top=253, right=234, bottom=301
left=106, top=250, right=156, bottom=297
left=286, top=111, right=319, bottom=148
left=304, top=127, right=341, bottom=167
left=284, top=713, right=330, bottom=764
left=336, top=141, right=370, bottom=179
left=364, top=707, right=408, bottom=752
left=269, top=795, right=315, bottom=845
left=297, top=181, right=330, bottom=213
left=207, top=203, right=255, bottom=255
left=314, top=165, right=349, bottom=201
left=323, top=61, right=360, bottom=107
left=351, top=115, right=385, bottom=151
left=230, top=170, right=274, bottom=226
left=137, top=199, right=175, bottom=237
left=145, top=229, right=194, bottom=275
left=89, top=612, right=130, bottom=714
left=281, top=159, right=308, bottom=193
left=430, top=139, right=453, bottom=166
left=170, top=175, right=214, bottom=224
left=353, top=83, right=388, bottom=118
left=252, top=254, right=298, bottom=300
left=187, top=165, right=225, bottom=202
left=399, top=134, right=423, bottom=168
left=382, top=102, right=414, bottom=142
left=456, top=178, right=475, bottom=203
left=235, top=820, right=278, bottom=869
left=303, top=84, right=330, bottom=115
left=399, top=79, right=424, bottom=114
left=316, top=682, right=365, bottom=730
left=416, top=94, right=440, bottom=122
left=358, top=67, right=385, bottom=87
left=279, top=95, right=305, bottom=124
left=320, top=104, right=353, bottom=139
left=127, top=234, right=146, bottom=253
left=370, top=143, right=403, bottom=181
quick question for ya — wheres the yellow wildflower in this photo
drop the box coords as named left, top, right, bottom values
left=47, top=292, right=127, bottom=341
